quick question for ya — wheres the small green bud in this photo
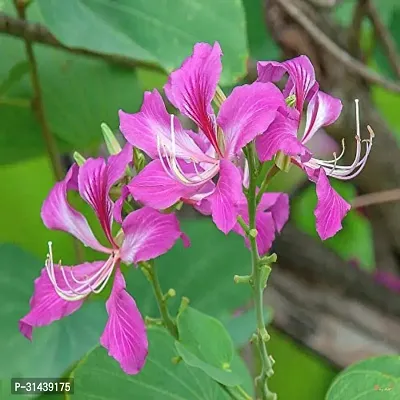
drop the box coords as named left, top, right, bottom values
left=258, top=327, right=270, bottom=342
left=259, top=265, right=272, bottom=289
left=249, top=228, right=258, bottom=238
left=222, top=362, right=231, bottom=371
left=213, top=85, right=227, bottom=108
left=234, top=274, right=251, bottom=284
left=163, top=288, right=176, bottom=301
left=178, top=296, right=190, bottom=315
left=101, top=122, right=122, bottom=155
left=73, top=151, right=86, bottom=166
left=285, top=94, right=296, bottom=108
left=260, top=253, right=277, bottom=265
left=145, top=316, right=163, bottom=326
left=133, top=147, right=146, bottom=173
left=275, top=151, right=292, bottom=172
left=269, top=355, right=276, bottom=365
left=167, top=288, right=176, bottom=297
left=250, top=333, right=258, bottom=343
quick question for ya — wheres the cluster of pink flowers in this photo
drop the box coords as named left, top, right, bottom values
left=19, top=42, right=372, bottom=374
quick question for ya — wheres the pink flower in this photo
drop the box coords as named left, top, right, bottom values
left=119, top=42, right=285, bottom=234
left=196, top=192, right=289, bottom=256
left=256, top=56, right=373, bottom=239
left=233, top=193, right=289, bottom=256
left=19, top=145, right=188, bottom=375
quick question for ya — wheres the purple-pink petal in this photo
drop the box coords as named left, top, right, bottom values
left=164, top=42, right=222, bottom=154
left=119, top=90, right=206, bottom=162
left=41, top=165, right=109, bottom=254
left=254, top=212, right=277, bottom=256
left=217, top=82, right=285, bottom=157
left=113, top=185, right=130, bottom=224
left=208, top=160, right=242, bottom=234
left=232, top=199, right=278, bottom=256
left=78, top=144, right=132, bottom=245
left=302, top=91, right=342, bottom=144
left=100, top=268, right=148, bottom=374
left=255, top=113, right=311, bottom=162
left=258, top=192, right=289, bottom=233
left=19, top=262, right=103, bottom=339
left=128, top=159, right=201, bottom=209
left=307, top=167, right=351, bottom=240
left=257, top=55, right=319, bottom=112
left=120, top=207, right=187, bottom=264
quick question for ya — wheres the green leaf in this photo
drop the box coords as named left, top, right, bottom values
left=0, top=157, right=75, bottom=261
left=292, top=181, right=375, bottom=270
left=36, top=0, right=248, bottom=84
left=0, top=61, right=30, bottom=96
left=222, top=307, right=273, bottom=348
left=0, top=34, right=47, bottom=164
left=126, top=218, right=252, bottom=318
left=326, top=355, right=400, bottom=400
left=0, top=243, right=106, bottom=398
left=71, top=327, right=233, bottom=400
left=175, top=306, right=242, bottom=386
left=0, top=2, right=143, bottom=164
left=242, top=0, right=280, bottom=60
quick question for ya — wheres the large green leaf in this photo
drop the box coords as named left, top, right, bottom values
left=221, top=306, right=273, bottom=348
left=0, top=243, right=106, bottom=400
left=242, top=0, right=279, bottom=61
left=125, top=217, right=252, bottom=318
left=268, top=327, right=337, bottom=400
left=0, top=157, right=75, bottom=261
left=292, top=181, right=375, bottom=270
left=175, top=306, right=242, bottom=386
left=36, top=0, right=248, bottom=85
left=326, top=356, right=400, bottom=400
left=72, top=327, right=235, bottom=400
left=1, top=2, right=143, bottom=164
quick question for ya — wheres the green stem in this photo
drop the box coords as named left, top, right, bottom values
left=0, top=97, right=30, bottom=107
left=13, top=0, right=64, bottom=182
left=13, top=0, right=85, bottom=264
left=236, top=385, right=253, bottom=400
left=256, top=164, right=279, bottom=205
left=143, top=261, right=178, bottom=339
left=245, top=145, right=277, bottom=400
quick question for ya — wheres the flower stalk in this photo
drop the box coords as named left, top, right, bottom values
left=245, top=144, right=277, bottom=400
left=141, top=261, right=178, bottom=339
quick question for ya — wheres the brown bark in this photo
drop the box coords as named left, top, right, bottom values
left=273, top=224, right=400, bottom=317
left=266, top=268, right=400, bottom=368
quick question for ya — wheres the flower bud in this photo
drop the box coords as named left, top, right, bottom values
left=101, top=122, right=122, bottom=155
left=73, top=151, right=86, bottom=166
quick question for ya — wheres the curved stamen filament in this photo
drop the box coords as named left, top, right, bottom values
left=304, top=99, right=374, bottom=180
left=45, top=241, right=117, bottom=301
left=156, top=115, right=220, bottom=186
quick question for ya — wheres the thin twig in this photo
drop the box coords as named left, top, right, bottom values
left=366, top=0, right=400, bottom=79
left=13, top=0, right=84, bottom=264
left=348, top=0, right=368, bottom=57
left=352, top=189, right=400, bottom=208
left=0, top=12, right=165, bottom=73
left=275, top=0, right=400, bottom=93
left=12, top=1, right=63, bottom=180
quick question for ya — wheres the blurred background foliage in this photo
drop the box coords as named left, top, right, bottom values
left=1, top=0, right=399, bottom=399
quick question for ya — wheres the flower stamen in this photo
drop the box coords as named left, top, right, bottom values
left=304, top=99, right=374, bottom=180
left=156, top=115, right=220, bottom=186
left=45, top=241, right=117, bottom=301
